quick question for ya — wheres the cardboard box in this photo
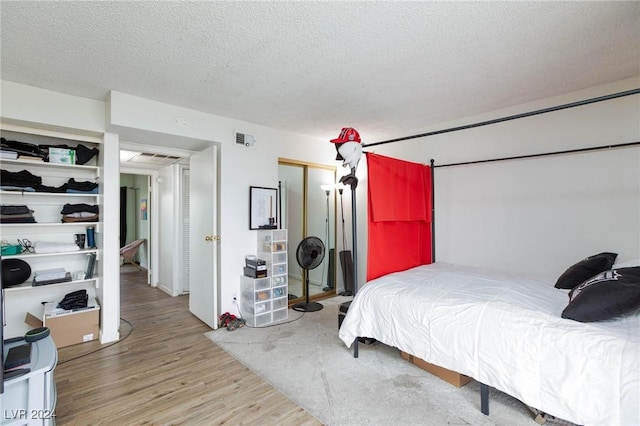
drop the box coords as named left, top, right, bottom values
left=400, top=351, right=472, bottom=388
left=48, top=147, right=76, bottom=164
left=25, top=300, right=99, bottom=348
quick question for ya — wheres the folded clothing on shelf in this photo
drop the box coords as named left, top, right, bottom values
left=60, top=203, right=99, bottom=215
left=66, top=178, right=99, bottom=194
left=60, top=203, right=99, bottom=223
left=2, top=171, right=99, bottom=194
left=0, top=204, right=36, bottom=223
left=34, top=241, right=80, bottom=253
left=1, top=138, right=99, bottom=165
left=1, top=138, right=48, bottom=160
left=1, top=169, right=42, bottom=188
left=0, top=149, right=18, bottom=160
left=61, top=214, right=99, bottom=223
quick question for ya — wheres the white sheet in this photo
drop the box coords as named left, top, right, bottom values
left=339, top=262, right=640, bottom=426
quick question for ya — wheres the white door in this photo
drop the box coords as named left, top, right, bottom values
left=145, top=175, right=153, bottom=285
left=189, top=145, right=218, bottom=328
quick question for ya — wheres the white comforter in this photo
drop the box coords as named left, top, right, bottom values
left=338, top=262, right=640, bottom=426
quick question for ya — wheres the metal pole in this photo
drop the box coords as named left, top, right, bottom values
left=363, top=89, right=640, bottom=148
left=324, top=191, right=330, bottom=290
left=350, top=167, right=359, bottom=358
left=278, top=181, right=282, bottom=229
left=433, top=140, right=640, bottom=168
left=430, top=159, right=435, bottom=263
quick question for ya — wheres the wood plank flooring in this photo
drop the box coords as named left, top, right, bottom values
left=54, top=265, right=322, bottom=425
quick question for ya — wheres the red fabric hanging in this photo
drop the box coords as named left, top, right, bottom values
left=367, top=153, right=432, bottom=281
left=368, top=153, right=431, bottom=222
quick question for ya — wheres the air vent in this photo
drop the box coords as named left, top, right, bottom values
left=235, top=131, right=256, bottom=148
left=128, top=153, right=181, bottom=165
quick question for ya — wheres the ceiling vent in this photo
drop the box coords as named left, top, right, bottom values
left=235, top=131, right=256, bottom=148
left=125, top=151, right=182, bottom=166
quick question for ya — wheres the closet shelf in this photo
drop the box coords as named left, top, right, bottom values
left=1, top=222, right=99, bottom=228
left=1, top=158, right=99, bottom=171
left=0, top=190, right=99, bottom=198
left=4, top=278, right=99, bottom=293
left=3, top=248, right=98, bottom=259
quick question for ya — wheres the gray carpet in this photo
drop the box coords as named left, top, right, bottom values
left=206, top=296, right=537, bottom=426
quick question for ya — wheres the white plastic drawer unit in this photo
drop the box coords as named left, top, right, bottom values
left=255, top=312, right=273, bottom=327
left=246, top=229, right=289, bottom=327
left=272, top=286, right=287, bottom=299
left=254, top=300, right=271, bottom=315
left=253, top=277, right=271, bottom=291
left=272, top=275, right=287, bottom=286
left=272, top=295, right=288, bottom=310
left=255, top=289, right=271, bottom=302
left=271, top=229, right=287, bottom=242
left=272, top=263, right=287, bottom=276
left=272, top=308, right=288, bottom=323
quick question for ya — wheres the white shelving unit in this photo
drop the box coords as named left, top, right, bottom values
left=1, top=126, right=102, bottom=337
left=240, top=229, right=289, bottom=327
left=240, top=276, right=273, bottom=327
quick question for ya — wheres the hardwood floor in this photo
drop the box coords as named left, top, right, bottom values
left=54, top=265, right=322, bottom=425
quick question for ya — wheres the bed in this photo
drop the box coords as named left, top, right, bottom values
left=338, top=261, right=640, bottom=426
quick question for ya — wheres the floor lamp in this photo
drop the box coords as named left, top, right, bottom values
left=321, top=185, right=333, bottom=292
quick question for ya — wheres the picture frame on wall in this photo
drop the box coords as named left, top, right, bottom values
left=249, top=186, right=278, bottom=230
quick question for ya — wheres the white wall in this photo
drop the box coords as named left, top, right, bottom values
left=1, top=81, right=105, bottom=133
left=100, top=132, right=121, bottom=343
left=356, top=77, right=640, bottom=283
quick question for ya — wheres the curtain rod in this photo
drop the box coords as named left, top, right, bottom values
left=363, top=88, right=640, bottom=148
left=431, top=141, right=640, bottom=168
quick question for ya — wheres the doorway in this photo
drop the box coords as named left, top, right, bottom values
left=119, top=143, right=218, bottom=329
left=119, top=172, right=153, bottom=284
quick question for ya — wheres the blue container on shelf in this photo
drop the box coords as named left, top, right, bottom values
left=86, top=226, right=96, bottom=248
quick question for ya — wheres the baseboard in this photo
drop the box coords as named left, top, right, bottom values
left=157, top=283, right=177, bottom=297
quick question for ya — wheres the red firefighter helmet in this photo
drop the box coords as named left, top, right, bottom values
left=330, top=127, right=361, bottom=144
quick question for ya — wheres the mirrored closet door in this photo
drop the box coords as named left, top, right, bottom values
left=278, top=159, right=336, bottom=303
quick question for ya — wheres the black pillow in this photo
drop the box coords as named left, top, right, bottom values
left=554, top=252, right=618, bottom=289
left=561, top=267, right=640, bottom=322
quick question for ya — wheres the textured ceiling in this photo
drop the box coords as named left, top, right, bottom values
left=1, top=1, right=639, bottom=145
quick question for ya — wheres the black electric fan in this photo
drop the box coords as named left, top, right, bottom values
left=292, top=236, right=325, bottom=312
